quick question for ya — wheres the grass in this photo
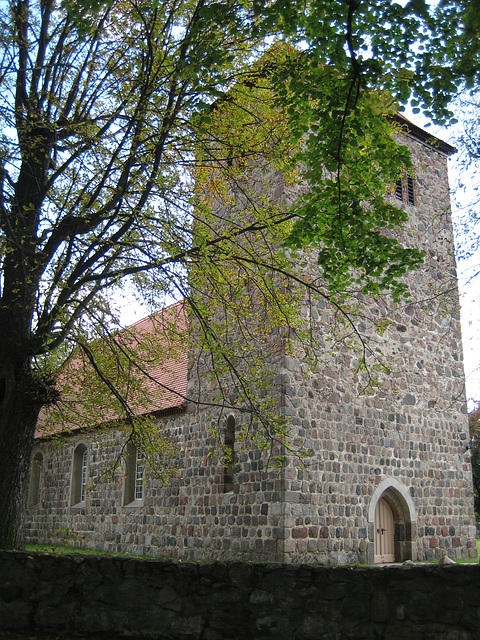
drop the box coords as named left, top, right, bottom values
left=424, top=538, right=480, bottom=564
left=25, top=543, right=158, bottom=560
left=27, top=540, right=480, bottom=564
left=449, top=538, right=480, bottom=563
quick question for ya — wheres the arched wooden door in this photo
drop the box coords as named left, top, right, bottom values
left=374, top=498, right=395, bottom=563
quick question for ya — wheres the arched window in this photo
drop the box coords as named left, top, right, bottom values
left=28, top=452, right=43, bottom=507
left=124, top=442, right=144, bottom=505
left=71, top=443, right=88, bottom=506
left=223, top=416, right=236, bottom=493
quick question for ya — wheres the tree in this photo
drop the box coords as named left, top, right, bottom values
left=436, top=0, right=480, bottom=404
left=469, top=403, right=480, bottom=518
left=0, top=0, right=473, bottom=549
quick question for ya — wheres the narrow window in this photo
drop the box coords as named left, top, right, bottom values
left=124, top=442, right=144, bottom=504
left=223, top=416, right=236, bottom=493
left=406, top=176, right=415, bottom=205
left=80, top=449, right=88, bottom=503
left=71, top=443, right=88, bottom=506
left=394, top=176, right=415, bottom=206
left=28, top=452, right=43, bottom=507
left=135, top=451, right=144, bottom=500
left=394, top=179, right=403, bottom=201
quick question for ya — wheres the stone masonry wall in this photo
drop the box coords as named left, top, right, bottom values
left=1, top=551, right=480, bottom=640
left=25, top=410, right=288, bottom=562
left=24, top=126, right=477, bottom=565
left=275, top=130, right=477, bottom=563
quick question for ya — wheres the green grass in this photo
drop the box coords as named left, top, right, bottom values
left=426, top=538, right=480, bottom=564
left=26, top=540, right=480, bottom=564
left=25, top=543, right=158, bottom=560
left=448, top=537, right=480, bottom=563
left=451, top=538, right=480, bottom=563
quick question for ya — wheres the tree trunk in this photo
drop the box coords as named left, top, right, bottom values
left=0, top=357, right=44, bottom=549
left=0, top=121, right=53, bottom=548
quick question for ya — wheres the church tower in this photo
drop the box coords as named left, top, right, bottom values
left=180, top=105, right=477, bottom=563
left=270, top=119, right=476, bottom=563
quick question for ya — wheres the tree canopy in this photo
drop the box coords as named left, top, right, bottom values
left=0, top=0, right=478, bottom=549
left=469, top=403, right=480, bottom=518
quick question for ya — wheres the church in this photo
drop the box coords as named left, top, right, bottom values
left=24, top=116, right=478, bottom=565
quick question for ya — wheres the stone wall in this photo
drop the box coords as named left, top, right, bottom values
left=25, top=411, right=289, bottom=563
left=1, top=551, right=480, bottom=640
left=264, top=129, right=477, bottom=564
left=24, top=124, right=477, bottom=566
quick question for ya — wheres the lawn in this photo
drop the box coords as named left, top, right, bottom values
left=25, top=543, right=157, bottom=559
left=26, top=541, right=480, bottom=563
left=453, top=537, right=480, bottom=563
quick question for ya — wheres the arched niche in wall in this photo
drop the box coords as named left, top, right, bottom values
left=367, top=477, right=417, bottom=564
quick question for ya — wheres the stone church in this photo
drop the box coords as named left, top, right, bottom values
left=24, top=116, right=477, bottom=565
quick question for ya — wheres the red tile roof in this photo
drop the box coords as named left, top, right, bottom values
left=36, top=302, right=189, bottom=438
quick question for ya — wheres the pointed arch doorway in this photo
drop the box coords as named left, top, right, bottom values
left=374, top=498, right=395, bottom=563
left=368, top=478, right=417, bottom=564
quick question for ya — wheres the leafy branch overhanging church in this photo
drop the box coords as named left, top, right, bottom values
left=25, top=115, right=478, bottom=565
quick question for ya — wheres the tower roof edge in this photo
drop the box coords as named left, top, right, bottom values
left=391, top=113, right=456, bottom=156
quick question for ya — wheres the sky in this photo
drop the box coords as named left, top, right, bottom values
left=428, top=98, right=480, bottom=408
left=448, top=156, right=480, bottom=408
left=457, top=254, right=480, bottom=408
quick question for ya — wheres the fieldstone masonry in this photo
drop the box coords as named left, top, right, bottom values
left=24, top=120, right=477, bottom=564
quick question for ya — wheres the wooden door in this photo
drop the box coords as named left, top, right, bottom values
left=374, top=498, right=395, bottom=563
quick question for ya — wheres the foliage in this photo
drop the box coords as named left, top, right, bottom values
left=0, top=0, right=467, bottom=412
left=37, top=305, right=185, bottom=482
left=450, top=88, right=480, bottom=406
left=0, top=0, right=476, bottom=548
left=469, top=403, right=480, bottom=519
left=440, top=0, right=480, bottom=403
left=278, top=65, right=425, bottom=300
left=451, top=100, right=480, bottom=255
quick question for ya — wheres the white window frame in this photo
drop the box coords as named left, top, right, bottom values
left=134, top=451, right=144, bottom=501
left=124, top=442, right=144, bottom=506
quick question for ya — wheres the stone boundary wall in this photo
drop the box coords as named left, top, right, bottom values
left=1, top=551, right=479, bottom=640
